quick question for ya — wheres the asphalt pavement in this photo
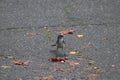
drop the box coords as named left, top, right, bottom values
left=0, top=0, right=120, bottom=80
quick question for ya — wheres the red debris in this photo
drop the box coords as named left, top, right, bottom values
left=49, top=57, right=68, bottom=62
left=12, top=60, right=30, bottom=65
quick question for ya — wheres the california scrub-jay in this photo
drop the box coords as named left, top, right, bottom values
left=56, top=34, right=65, bottom=50
left=51, top=35, right=65, bottom=50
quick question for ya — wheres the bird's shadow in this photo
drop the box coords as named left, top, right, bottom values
left=49, top=50, right=67, bottom=57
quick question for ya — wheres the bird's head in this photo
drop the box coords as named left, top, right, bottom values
left=57, top=35, right=64, bottom=39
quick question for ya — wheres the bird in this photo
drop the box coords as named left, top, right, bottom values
left=51, top=34, right=65, bottom=50
left=56, top=34, right=65, bottom=50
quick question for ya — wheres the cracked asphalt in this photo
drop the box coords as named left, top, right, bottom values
left=0, top=0, right=120, bottom=80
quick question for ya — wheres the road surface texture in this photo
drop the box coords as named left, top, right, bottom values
left=0, top=0, right=120, bottom=80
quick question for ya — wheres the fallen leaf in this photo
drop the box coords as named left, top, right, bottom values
left=34, top=76, right=41, bottom=80
left=0, top=55, right=14, bottom=59
left=36, top=63, right=44, bottom=67
left=61, top=78, right=68, bottom=80
left=77, top=34, right=84, bottom=38
left=88, top=60, right=95, bottom=66
left=0, top=65, right=11, bottom=69
left=7, top=55, right=14, bottom=59
left=56, top=68, right=71, bottom=73
left=102, top=37, right=109, bottom=40
left=81, top=74, right=99, bottom=80
left=0, top=54, right=3, bottom=57
left=84, top=65, right=106, bottom=74
left=111, top=64, right=116, bottom=68
left=16, top=77, right=23, bottom=80
left=84, top=66, right=93, bottom=71
left=80, top=42, right=93, bottom=49
left=26, top=32, right=37, bottom=36
left=23, top=60, right=30, bottom=65
left=49, top=57, right=68, bottom=62
left=32, top=70, right=40, bottom=72
left=58, top=29, right=75, bottom=35
left=84, top=65, right=95, bottom=71
left=69, top=51, right=78, bottom=55
left=43, top=75, right=53, bottom=80
left=12, top=60, right=30, bottom=65
left=34, top=75, right=54, bottom=80
left=34, top=75, right=43, bottom=80
left=93, top=66, right=99, bottom=70
left=87, top=73, right=99, bottom=80
left=51, top=67, right=72, bottom=73
left=77, top=56, right=83, bottom=60
left=95, top=69, right=107, bottom=74
left=68, top=61, right=79, bottom=66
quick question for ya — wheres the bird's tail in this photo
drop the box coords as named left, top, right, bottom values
left=51, top=44, right=56, bottom=46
